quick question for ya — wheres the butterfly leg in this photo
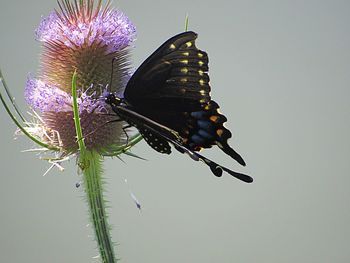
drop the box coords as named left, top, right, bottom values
left=122, top=124, right=133, bottom=145
left=83, top=118, right=124, bottom=140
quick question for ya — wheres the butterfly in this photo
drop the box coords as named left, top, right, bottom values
left=105, top=31, right=253, bottom=183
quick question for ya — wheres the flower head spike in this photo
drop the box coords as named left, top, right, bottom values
left=24, top=0, right=136, bottom=154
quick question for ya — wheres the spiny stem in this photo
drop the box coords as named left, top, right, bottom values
left=72, top=71, right=116, bottom=262
left=82, top=151, right=116, bottom=262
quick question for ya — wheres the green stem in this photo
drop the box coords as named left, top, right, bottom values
left=82, top=151, right=116, bottom=262
left=72, top=72, right=116, bottom=262
left=0, top=68, right=27, bottom=122
left=185, top=14, right=189, bottom=31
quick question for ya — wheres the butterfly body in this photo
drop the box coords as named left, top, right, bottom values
left=105, top=31, right=253, bottom=183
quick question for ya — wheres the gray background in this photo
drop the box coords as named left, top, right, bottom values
left=1, top=0, right=350, bottom=262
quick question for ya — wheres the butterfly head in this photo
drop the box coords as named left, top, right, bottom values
left=105, top=93, right=121, bottom=107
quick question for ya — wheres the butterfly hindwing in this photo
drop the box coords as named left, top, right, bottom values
left=112, top=103, right=252, bottom=182
left=134, top=100, right=246, bottom=166
left=138, top=127, right=172, bottom=154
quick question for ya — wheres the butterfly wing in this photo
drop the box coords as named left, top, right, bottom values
left=124, top=31, right=210, bottom=112
left=139, top=100, right=246, bottom=166
left=120, top=31, right=247, bottom=170
left=138, top=128, right=172, bottom=154
left=114, top=104, right=252, bottom=183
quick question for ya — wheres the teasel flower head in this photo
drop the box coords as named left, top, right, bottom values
left=24, top=0, right=136, bottom=155
left=0, top=1, right=145, bottom=261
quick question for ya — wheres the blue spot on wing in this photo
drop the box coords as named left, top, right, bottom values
left=191, top=134, right=206, bottom=144
left=191, top=111, right=207, bottom=119
left=198, top=129, right=213, bottom=139
left=197, top=120, right=215, bottom=132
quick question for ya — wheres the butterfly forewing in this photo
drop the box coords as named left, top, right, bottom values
left=124, top=31, right=211, bottom=112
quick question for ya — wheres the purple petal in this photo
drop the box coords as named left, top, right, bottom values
left=35, top=9, right=136, bottom=53
left=25, top=76, right=72, bottom=112
left=25, top=76, right=108, bottom=114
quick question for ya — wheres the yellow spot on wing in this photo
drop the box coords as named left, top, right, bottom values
left=199, top=79, right=205, bottom=86
left=181, top=67, right=188, bottom=73
left=186, top=42, right=192, bottom=48
left=181, top=59, right=189, bottom=64
left=198, top=53, right=204, bottom=58
left=198, top=61, right=204, bottom=66
left=170, top=44, right=176, bottom=49
left=198, top=70, right=204, bottom=76
left=181, top=78, right=187, bottom=82
left=183, top=52, right=189, bottom=56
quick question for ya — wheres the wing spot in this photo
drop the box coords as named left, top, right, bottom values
left=199, top=79, right=205, bottom=86
left=155, top=138, right=158, bottom=141
left=198, top=70, right=204, bottom=76
left=183, top=52, right=189, bottom=56
left=198, top=52, right=204, bottom=58
left=181, top=78, right=188, bottom=83
left=198, top=61, right=204, bottom=67
left=210, top=115, right=220, bottom=123
left=200, top=99, right=206, bottom=103
left=216, top=129, right=224, bottom=137
left=181, top=67, right=188, bottom=73
left=169, top=44, right=176, bottom=50
left=200, top=90, right=206, bottom=95
left=181, top=59, right=189, bottom=65
left=180, top=88, right=186, bottom=94
left=186, top=41, right=192, bottom=48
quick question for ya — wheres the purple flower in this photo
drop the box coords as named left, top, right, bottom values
left=24, top=0, right=136, bottom=153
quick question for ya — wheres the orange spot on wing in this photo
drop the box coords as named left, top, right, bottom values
left=210, top=115, right=219, bottom=123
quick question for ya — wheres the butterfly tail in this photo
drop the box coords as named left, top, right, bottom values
left=174, top=142, right=252, bottom=183
left=196, top=151, right=252, bottom=183
left=217, top=141, right=246, bottom=166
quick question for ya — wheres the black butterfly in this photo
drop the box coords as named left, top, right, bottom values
left=105, top=31, right=253, bottom=183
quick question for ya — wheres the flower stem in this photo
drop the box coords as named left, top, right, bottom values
left=0, top=68, right=27, bottom=122
left=72, top=71, right=116, bottom=262
left=82, top=151, right=116, bottom=262
left=185, top=14, right=189, bottom=31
